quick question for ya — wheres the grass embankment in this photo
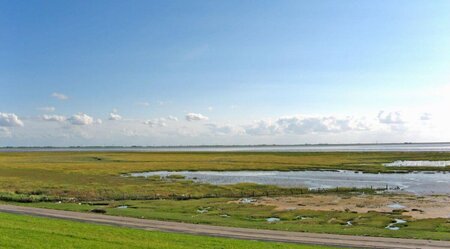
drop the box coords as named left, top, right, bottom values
left=0, top=212, right=336, bottom=249
left=11, top=197, right=450, bottom=241
left=0, top=151, right=449, bottom=200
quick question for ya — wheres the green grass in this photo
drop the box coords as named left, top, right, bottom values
left=0, top=212, right=338, bottom=249
left=2, top=151, right=450, bottom=174
left=0, top=151, right=449, bottom=242
left=11, top=196, right=450, bottom=241
left=0, top=151, right=449, bottom=200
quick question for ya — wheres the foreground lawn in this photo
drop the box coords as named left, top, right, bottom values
left=0, top=212, right=336, bottom=249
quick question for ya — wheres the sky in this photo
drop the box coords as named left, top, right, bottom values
left=1, top=0, right=450, bottom=146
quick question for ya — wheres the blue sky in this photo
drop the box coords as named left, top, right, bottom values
left=1, top=1, right=450, bottom=146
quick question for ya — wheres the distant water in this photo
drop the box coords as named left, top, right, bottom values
left=130, top=170, right=450, bottom=195
left=2, top=143, right=450, bottom=152
left=383, top=160, right=450, bottom=167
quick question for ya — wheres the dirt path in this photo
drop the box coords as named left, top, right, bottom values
left=0, top=205, right=448, bottom=249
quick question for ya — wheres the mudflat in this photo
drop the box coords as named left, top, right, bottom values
left=246, top=194, right=450, bottom=219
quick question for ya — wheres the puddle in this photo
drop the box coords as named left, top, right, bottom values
left=239, top=198, right=255, bottom=204
left=386, top=226, right=400, bottom=231
left=266, top=217, right=280, bottom=223
left=395, top=218, right=407, bottom=224
left=129, top=170, right=450, bottom=195
left=117, top=205, right=128, bottom=209
left=385, top=218, right=407, bottom=230
left=197, top=207, right=211, bottom=213
left=346, top=221, right=352, bottom=226
left=295, top=216, right=311, bottom=220
left=383, top=160, right=450, bottom=167
left=220, top=214, right=230, bottom=218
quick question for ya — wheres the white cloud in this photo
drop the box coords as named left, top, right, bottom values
left=109, top=112, right=122, bottom=121
left=420, top=113, right=432, bottom=121
left=167, top=116, right=178, bottom=121
left=0, top=113, right=24, bottom=127
left=279, top=116, right=369, bottom=134
left=377, top=111, right=404, bottom=124
left=245, top=115, right=370, bottom=136
left=3, top=107, right=448, bottom=146
left=143, top=116, right=178, bottom=127
left=42, top=114, right=66, bottom=122
left=143, top=118, right=167, bottom=127
left=0, top=127, right=11, bottom=137
left=185, top=113, right=209, bottom=121
left=120, top=128, right=138, bottom=137
left=206, top=123, right=244, bottom=136
left=245, top=120, right=279, bottom=136
left=68, top=113, right=100, bottom=125
left=37, top=106, right=55, bottom=112
left=52, top=92, right=68, bottom=100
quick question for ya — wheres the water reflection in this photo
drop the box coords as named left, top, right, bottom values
left=129, top=170, right=450, bottom=195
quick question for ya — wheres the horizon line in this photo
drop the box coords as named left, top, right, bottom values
left=1, top=141, right=450, bottom=149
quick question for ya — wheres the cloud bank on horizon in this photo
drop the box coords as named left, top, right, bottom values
left=1, top=1, right=450, bottom=146
left=1, top=106, right=449, bottom=146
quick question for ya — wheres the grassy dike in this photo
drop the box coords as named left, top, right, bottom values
left=0, top=212, right=338, bottom=249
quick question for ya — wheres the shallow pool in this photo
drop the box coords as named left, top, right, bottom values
left=383, top=160, right=450, bottom=167
left=129, top=170, right=450, bottom=195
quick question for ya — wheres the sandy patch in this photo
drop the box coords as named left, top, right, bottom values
left=235, top=194, right=450, bottom=219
